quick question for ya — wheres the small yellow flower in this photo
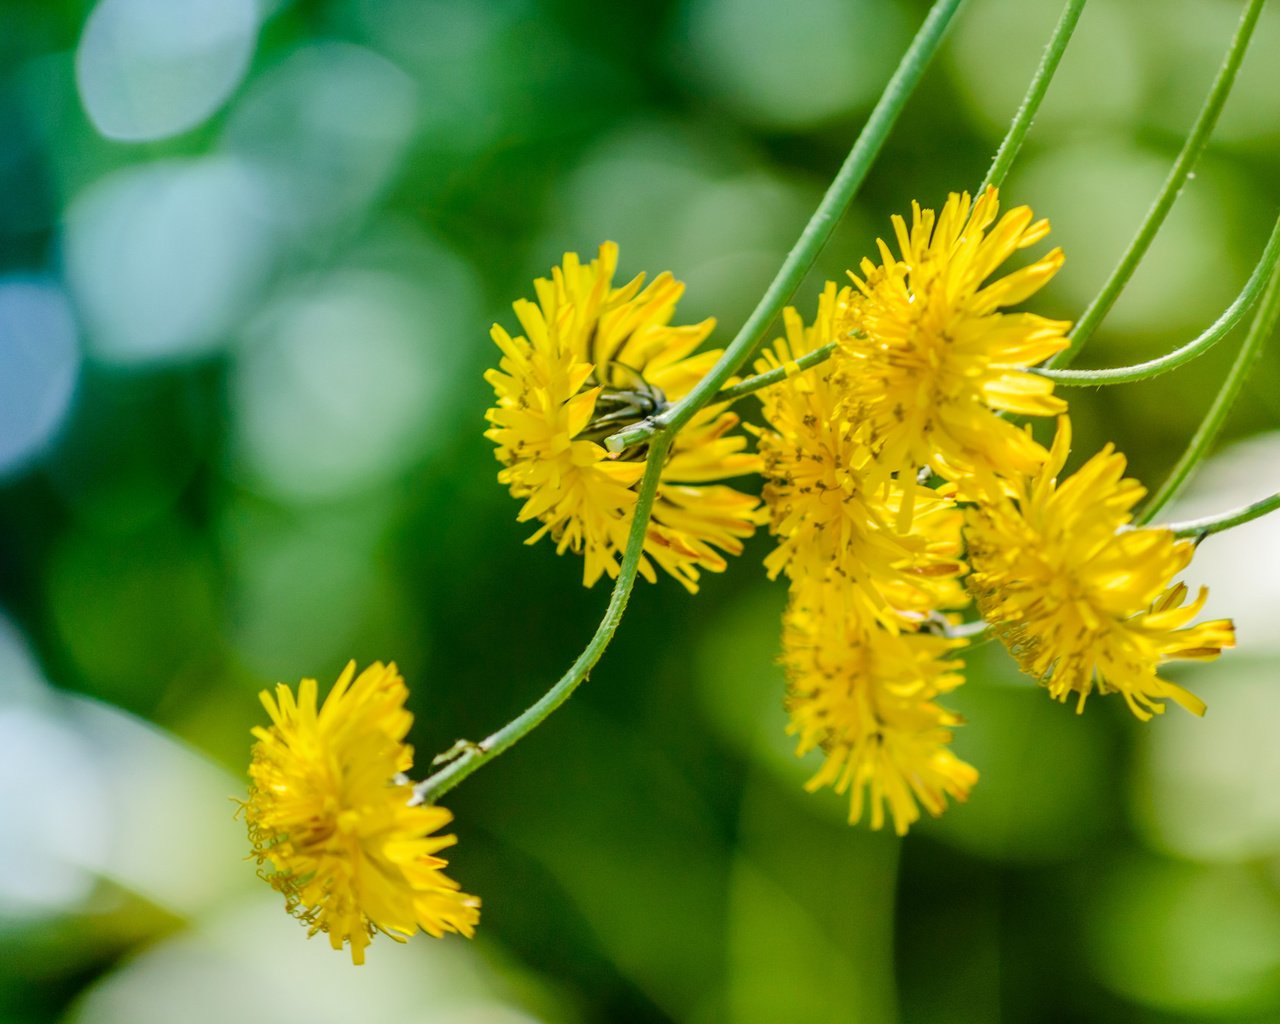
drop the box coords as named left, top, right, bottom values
left=966, top=418, right=1236, bottom=720
left=244, top=661, right=479, bottom=964
left=753, top=283, right=967, bottom=625
left=839, top=187, right=1070, bottom=491
left=485, top=242, right=761, bottom=592
left=783, top=582, right=978, bottom=835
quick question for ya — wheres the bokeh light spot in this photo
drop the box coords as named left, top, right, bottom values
left=0, top=705, right=108, bottom=920
left=231, top=266, right=468, bottom=502
left=1133, top=661, right=1280, bottom=863
left=76, top=0, right=259, bottom=142
left=0, top=278, right=80, bottom=477
left=677, top=0, right=909, bottom=129
left=223, top=498, right=406, bottom=680
left=221, top=43, right=417, bottom=233
left=63, top=157, right=275, bottom=365
left=71, top=896, right=549, bottom=1024
left=1013, top=141, right=1238, bottom=338
left=1163, top=432, right=1280, bottom=653
left=1088, top=854, right=1280, bottom=1014
left=557, top=121, right=814, bottom=326
left=950, top=0, right=1142, bottom=137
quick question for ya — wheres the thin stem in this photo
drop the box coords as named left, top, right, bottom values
left=1050, top=0, right=1265, bottom=369
left=1139, top=258, right=1280, bottom=524
left=1042, top=209, right=1280, bottom=385
left=605, top=0, right=967, bottom=455
left=712, top=342, right=837, bottom=405
left=977, top=0, right=1088, bottom=196
left=1164, top=491, right=1280, bottom=540
left=415, top=0, right=969, bottom=801
left=414, top=433, right=672, bottom=803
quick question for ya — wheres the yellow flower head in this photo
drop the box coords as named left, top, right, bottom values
left=783, top=582, right=978, bottom=835
left=840, top=187, right=1070, bottom=487
left=965, top=418, right=1236, bottom=720
left=486, top=242, right=761, bottom=592
left=754, top=283, right=967, bottom=623
left=244, top=661, right=480, bottom=964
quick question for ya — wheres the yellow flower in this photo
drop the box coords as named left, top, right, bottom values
left=754, top=283, right=967, bottom=624
left=485, top=242, right=761, bottom=592
left=244, top=661, right=479, bottom=964
left=783, top=582, right=978, bottom=835
left=965, top=418, right=1236, bottom=720
left=839, top=187, right=1070, bottom=491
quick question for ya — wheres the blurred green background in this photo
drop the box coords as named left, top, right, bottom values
left=3, top=0, right=1280, bottom=1021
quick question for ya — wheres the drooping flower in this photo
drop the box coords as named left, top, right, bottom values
left=838, top=187, right=1071, bottom=494
left=485, top=243, right=762, bottom=592
left=244, top=661, right=479, bottom=964
left=754, top=282, right=967, bottom=625
left=782, top=581, right=977, bottom=835
left=965, top=418, right=1236, bottom=720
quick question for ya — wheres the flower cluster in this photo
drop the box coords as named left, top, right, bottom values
left=248, top=118, right=1252, bottom=970
left=472, top=188, right=1236, bottom=842
left=244, top=661, right=479, bottom=964
left=750, top=187, right=1233, bottom=832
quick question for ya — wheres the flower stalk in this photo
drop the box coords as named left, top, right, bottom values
left=604, top=0, right=967, bottom=456
left=415, top=432, right=672, bottom=804
left=1164, top=491, right=1280, bottom=540
left=1140, top=257, right=1280, bottom=523
left=1041, top=210, right=1280, bottom=385
left=1051, top=0, right=1265, bottom=369
left=977, top=0, right=1088, bottom=196
left=419, top=0, right=968, bottom=799
left=712, top=341, right=837, bottom=405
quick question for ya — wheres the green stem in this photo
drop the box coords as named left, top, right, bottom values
left=417, top=0, right=970, bottom=801
left=605, top=0, right=967, bottom=455
left=712, top=342, right=837, bottom=405
left=1164, top=491, right=1280, bottom=540
left=414, top=433, right=672, bottom=803
left=1041, top=209, right=1280, bottom=385
left=1138, top=258, right=1280, bottom=525
left=977, top=0, right=1088, bottom=196
left=1050, top=0, right=1265, bottom=369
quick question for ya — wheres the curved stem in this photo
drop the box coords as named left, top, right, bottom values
left=605, top=0, right=968, bottom=455
left=1042, top=209, right=1280, bottom=385
left=977, top=0, right=1088, bottom=196
left=414, top=434, right=671, bottom=803
left=416, top=0, right=969, bottom=801
left=1050, top=0, right=1265, bottom=370
left=713, top=342, right=837, bottom=405
left=1164, top=491, right=1280, bottom=540
left=1138, top=258, right=1280, bottom=525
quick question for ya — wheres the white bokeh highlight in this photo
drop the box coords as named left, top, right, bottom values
left=69, top=897, right=550, bottom=1024
left=221, top=43, right=417, bottom=232
left=64, top=156, right=275, bottom=365
left=0, top=705, right=109, bottom=918
left=76, top=0, right=260, bottom=142
left=0, top=609, right=247, bottom=922
left=678, top=0, right=908, bottom=129
left=0, top=278, right=80, bottom=476
left=1130, top=432, right=1280, bottom=863
left=1162, top=431, right=1280, bottom=653
left=231, top=266, right=468, bottom=502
